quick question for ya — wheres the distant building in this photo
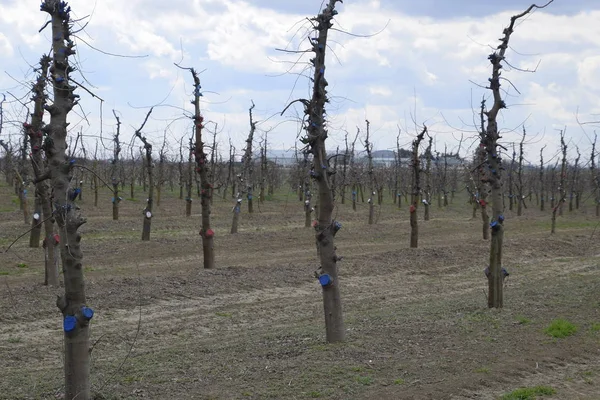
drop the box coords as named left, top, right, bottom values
left=252, top=149, right=299, bottom=167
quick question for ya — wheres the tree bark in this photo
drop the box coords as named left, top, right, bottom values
left=42, top=1, right=91, bottom=397
left=410, top=128, right=426, bottom=248
left=285, top=0, right=345, bottom=343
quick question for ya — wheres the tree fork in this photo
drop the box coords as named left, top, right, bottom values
left=133, top=109, right=154, bottom=241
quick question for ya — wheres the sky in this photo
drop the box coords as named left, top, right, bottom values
left=1, top=0, right=600, bottom=165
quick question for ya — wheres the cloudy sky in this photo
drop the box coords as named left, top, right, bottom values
left=1, top=0, right=599, bottom=164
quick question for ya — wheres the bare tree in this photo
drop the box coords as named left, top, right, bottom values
left=303, top=150, right=313, bottom=227
left=476, top=100, right=490, bottom=240
left=364, top=120, right=375, bottom=224
left=539, top=145, right=546, bottom=211
left=395, top=130, right=403, bottom=208
left=552, top=130, right=567, bottom=234
left=423, top=136, right=433, bottom=221
left=128, top=145, right=137, bottom=199
left=134, top=109, right=155, bottom=241
left=350, top=128, right=359, bottom=211
left=26, top=54, right=60, bottom=286
left=282, top=0, right=344, bottom=343
left=259, top=132, right=268, bottom=203
left=40, top=1, right=93, bottom=397
left=481, top=1, right=553, bottom=308
left=591, top=133, right=599, bottom=217
left=91, top=141, right=99, bottom=208
left=244, top=101, right=256, bottom=213
left=568, top=147, right=580, bottom=212
left=508, top=144, right=516, bottom=211
left=155, top=131, right=167, bottom=207
left=184, top=66, right=215, bottom=269
left=516, top=127, right=526, bottom=216
left=410, top=127, right=427, bottom=248
left=231, top=102, right=257, bottom=233
left=111, top=110, right=122, bottom=220
left=185, top=134, right=194, bottom=217
left=223, top=138, right=235, bottom=200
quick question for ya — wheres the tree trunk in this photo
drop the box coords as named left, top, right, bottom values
left=187, top=68, right=215, bottom=269
left=410, top=128, right=426, bottom=248
left=134, top=111, right=155, bottom=241
left=290, top=0, right=345, bottom=343
left=231, top=201, right=241, bottom=234
left=29, top=193, right=42, bottom=247
left=42, top=2, right=91, bottom=397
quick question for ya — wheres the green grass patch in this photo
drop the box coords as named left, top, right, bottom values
left=215, top=312, right=232, bottom=317
left=16, top=262, right=28, bottom=269
left=544, top=319, right=578, bottom=338
left=516, top=316, right=531, bottom=325
left=590, top=323, right=600, bottom=333
left=393, top=378, right=405, bottom=385
left=501, top=385, right=556, bottom=399
left=354, top=375, right=373, bottom=386
left=475, top=367, right=490, bottom=374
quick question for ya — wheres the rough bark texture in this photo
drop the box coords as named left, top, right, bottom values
left=111, top=111, right=121, bottom=220
left=340, top=133, right=349, bottom=204
left=41, top=1, right=91, bottom=398
left=365, top=121, right=375, bottom=225
left=188, top=68, right=215, bottom=270
left=304, top=187, right=313, bottom=228
left=244, top=103, right=256, bottom=214
left=410, top=127, right=426, bottom=248
left=26, top=54, right=60, bottom=286
left=540, top=146, right=546, bottom=212
left=231, top=102, right=256, bottom=232
left=424, top=137, right=433, bottom=221
left=569, top=148, right=580, bottom=213
left=396, top=131, right=402, bottom=209
left=481, top=2, right=551, bottom=308
left=231, top=197, right=241, bottom=234
left=186, top=135, right=194, bottom=217
left=29, top=194, right=42, bottom=247
left=552, top=131, right=567, bottom=234
left=134, top=110, right=154, bottom=241
left=516, top=128, right=526, bottom=216
left=283, top=0, right=345, bottom=343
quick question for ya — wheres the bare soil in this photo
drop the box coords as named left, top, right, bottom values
left=1, top=185, right=599, bottom=400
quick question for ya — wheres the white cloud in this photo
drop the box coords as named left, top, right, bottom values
left=0, top=0, right=599, bottom=160
left=0, top=33, right=13, bottom=56
left=578, top=55, right=600, bottom=91
left=369, top=86, right=392, bottom=97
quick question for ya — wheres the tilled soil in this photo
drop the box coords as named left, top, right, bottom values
left=1, top=187, right=599, bottom=399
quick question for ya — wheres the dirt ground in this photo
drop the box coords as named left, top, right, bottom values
left=1, top=183, right=599, bottom=400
